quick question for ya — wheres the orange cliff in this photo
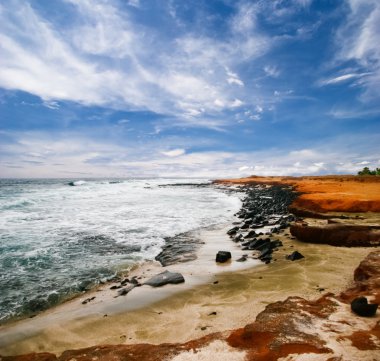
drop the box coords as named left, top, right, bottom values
left=215, top=175, right=380, bottom=213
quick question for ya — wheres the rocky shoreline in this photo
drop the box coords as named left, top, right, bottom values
left=224, top=184, right=299, bottom=264
left=2, top=249, right=379, bottom=361
left=1, top=175, right=379, bottom=360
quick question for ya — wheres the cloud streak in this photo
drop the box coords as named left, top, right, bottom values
left=0, top=0, right=278, bottom=130
left=335, top=0, right=380, bottom=101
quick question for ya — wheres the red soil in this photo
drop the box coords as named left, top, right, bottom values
left=215, top=175, right=380, bottom=213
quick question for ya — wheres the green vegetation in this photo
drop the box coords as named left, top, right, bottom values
left=357, top=167, right=380, bottom=176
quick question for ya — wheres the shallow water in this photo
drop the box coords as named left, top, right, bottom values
left=0, top=178, right=241, bottom=322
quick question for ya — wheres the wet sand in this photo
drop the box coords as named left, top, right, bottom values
left=0, top=221, right=371, bottom=356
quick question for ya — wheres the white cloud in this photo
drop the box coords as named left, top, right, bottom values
left=231, top=99, right=244, bottom=108
left=0, top=0, right=278, bottom=131
left=319, top=72, right=371, bottom=86
left=335, top=0, right=380, bottom=101
left=118, top=119, right=130, bottom=124
left=127, top=0, right=140, bottom=8
left=43, top=100, right=60, bottom=109
left=231, top=2, right=257, bottom=34
left=1, top=131, right=379, bottom=178
left=264, top=65, right=280, bottom=78
left=255, top=105, right=263, bottom=113
left=214, top=99, right=225, bottom=108
left=238, top=166, right=250, bottom=171
left=161, top=149, right=186, bottom=157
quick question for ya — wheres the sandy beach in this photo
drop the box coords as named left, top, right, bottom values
left=1, top=176, right=379, bottom=360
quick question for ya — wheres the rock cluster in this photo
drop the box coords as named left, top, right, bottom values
left=226, top=185, right=297, bottom=264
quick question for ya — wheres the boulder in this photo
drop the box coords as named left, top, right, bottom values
left=244, top=230, right=257, bottom=239
left=216, top=251, right=232, bottom=263
left=286, top=251, right=305, bottom=261
left=232, top=234, right=244, bottom=242
left=227, top=226, right=239, bottom=236
left=241, top=222, right=250, bottom=229
left=351, top=297, right=378, bottom=317
left=144, top=270, right=185, bottom=287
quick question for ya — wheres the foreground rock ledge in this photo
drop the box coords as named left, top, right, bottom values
left=2, top=250, right=379, bottom=361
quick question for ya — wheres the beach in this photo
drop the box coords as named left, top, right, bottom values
left=1, top=175, right=379, bottom=360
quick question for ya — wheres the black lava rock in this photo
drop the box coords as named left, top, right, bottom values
left=227, top=226, right=239, bottom=236
left=351, top=297, right=378, bottom=317
left=286, top=251, right=304, bottom=261
left=216, top=251, right=232, bottom=263
left=244, top=230, right=257, bottom=239
left=144, top=270, right=185, bottom=287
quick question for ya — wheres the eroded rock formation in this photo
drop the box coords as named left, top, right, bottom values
left=3, top=250, right=379, bottom=361
left=290, top=222, right=380, bottom=247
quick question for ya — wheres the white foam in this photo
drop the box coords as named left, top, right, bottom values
left=0, top=178, right=242, bottom=321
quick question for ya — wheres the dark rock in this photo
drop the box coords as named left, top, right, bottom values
left=155, top=232, right=203, bottom=266
left=251, top=223, right=265, bottom=229
left=130, top=277, right=140, bottom=285
left=259, top=247, right=273, bottom=259
left=110, top=285, right=121, bottom=290
left=227, top=226, right=239, bottom=236
left=208, top=312, right=217, bottom=316
left=144, top=270, right=185, bottom=287
left=27, top=298, right=49, bottom=312
left=117, top=285, right=135, bottom=296
left=286, top=251, right=305, bottom=261
left=248, top=238, right=268, bottom=250
left=351, top=297, right=378, bottom=317
left=241, top=222, right=250, bottom=229
left=270, top=240, right=283, bottom=249
left=232, top=234, right=244, bottom=242
left=216, top=251, right=232, bottom=263
left=244, top=230, right=257, bottom=239
left=236, top=255, right=248, bottom=262
left=81, top=296, right=95, bottom=304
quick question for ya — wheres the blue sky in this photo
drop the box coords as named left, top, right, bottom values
left=0, top=0, right=379, bottom=178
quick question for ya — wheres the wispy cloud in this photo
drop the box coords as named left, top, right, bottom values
left=319, top=72, right=371, bottom=86
left=1, top=130, right=379, bottom=178
left=161, top=149, right=186, bottom=157
left=0, top=0, right=278, bottom=131
left=334, top=0, right=380, bottom=101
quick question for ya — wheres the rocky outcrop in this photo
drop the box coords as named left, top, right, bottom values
left=340, top=250, right=380, bottom=304
left=3, top=251, right=379, bottom=361
left=290, top=222, right=380, bottom=247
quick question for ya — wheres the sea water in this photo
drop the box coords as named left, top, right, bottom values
left=0, top=178, right=241, bottom=323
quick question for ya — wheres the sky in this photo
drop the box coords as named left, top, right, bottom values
left=0, top=0, right=380, bottom=178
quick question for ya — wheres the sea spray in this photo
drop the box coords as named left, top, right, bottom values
left=0, top=178, right=241, bottom=322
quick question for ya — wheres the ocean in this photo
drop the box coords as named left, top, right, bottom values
left=0, top=178, right=241, bottom=323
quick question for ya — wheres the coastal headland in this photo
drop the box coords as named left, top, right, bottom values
left=1, top=175, right=379, bottom=360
